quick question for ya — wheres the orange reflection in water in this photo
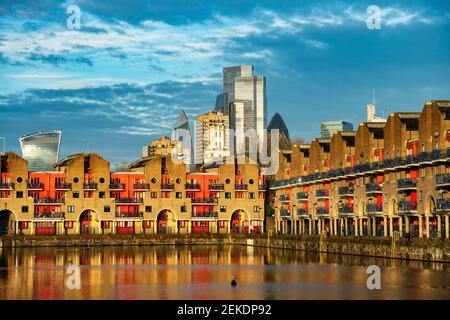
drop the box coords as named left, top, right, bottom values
left=0, top=245, right=448, bottom=300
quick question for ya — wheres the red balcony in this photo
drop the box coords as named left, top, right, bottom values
left=191, top=198, right=218, bottom=204
left=34, top=211, right=65, bottom=219
left=133, top=183, right=150, bottom=190
left=115, top=198, right=143, bottom=204
left=55, top=182, right=72, bottom=190
left=34, top=197, right=64, bottom=205
left=28, top=182, right=44, bottom=190
left=115, top=211, right=143, bottom=218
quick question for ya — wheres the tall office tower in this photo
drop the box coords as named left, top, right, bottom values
left=214, top=93, right=224, bottom=112
left=223, top=65, right=267, bottom=158
left=267, top=112, right=291, bottom=150
left=171, top=110, right=193, bottom=171
left=195, top=111, right=230, bottom=165
left=19, top=130, right=61, bottom=171
left=320, top=121, right=353, bottom=138
left=223, top=65, right=254, bottom=116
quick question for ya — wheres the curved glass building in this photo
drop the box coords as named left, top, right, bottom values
left=19, top=130, right=61, bottom=172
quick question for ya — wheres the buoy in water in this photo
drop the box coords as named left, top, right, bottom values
left=231, top=276, right=237, bottom=287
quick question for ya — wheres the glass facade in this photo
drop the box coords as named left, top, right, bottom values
left=320, top=121, right=353, bottom=138
left=19, top=130, right=61, bottom=172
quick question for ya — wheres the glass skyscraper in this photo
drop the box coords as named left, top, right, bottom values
left=19, top=130, right=61, bottom=172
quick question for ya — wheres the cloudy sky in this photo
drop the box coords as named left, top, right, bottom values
left=0, top=0, right=449, bottom=166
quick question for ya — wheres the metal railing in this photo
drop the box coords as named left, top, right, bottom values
left=398, top=200, right=417, bottom=213
left=296, top=192, right=308, bottom=200
left=436, top=198, right=450, bottom=211
left=160, top=183, right=174, bottom=190
left=133, top=183, right=150, bottom=190
left=115, top=211, right=143, bottom=218
left=28, top=182, right=44, bottom=189
left=397, top=178, right=417, bottom=190
left=365, top=183, right=382, bottom=193
left=208, top=184, right=224, bottom=190
left=316, top=207, right=329, bottom=215
left=109, top=182, right=125, bottom=190
left=366, top=203, right=382, bottom=214
left=34, top=197, right=64, bottom=204
left=185, top=183, right=200, bottom=190
left=235, top=184, right=248, bottom=190
left=83, top=182, right=98, bottom=190
left=271, top=147, right=450, bottom=189
left=280, top=209, right=290, bottom=217
left=192, top=212, right=218, bottom=218
left=0, top=182, right=14, bottom=189
left=115, top=198, right=143, bottom=204
left=436, top=173, right=450, bottom=186
left=297, top=208, right=308, bottom=216
left=279, top=194, right=290, bottom=202
left=34, top=212, right=65, bottom=219
left=338, top=186, right=354, bottom=196
left=315, top=189, right=329, bottom=198
left=55, top=182, right=72, bottom=189
left=338, top=205, right=354, bottom=214
left=191, top=198, right=218, bottom=204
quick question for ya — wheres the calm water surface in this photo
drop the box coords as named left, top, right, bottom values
left=0, top=245, right=448, bottom=299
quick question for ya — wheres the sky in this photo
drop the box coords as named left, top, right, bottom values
left=0, top=0, right=449, bottom=167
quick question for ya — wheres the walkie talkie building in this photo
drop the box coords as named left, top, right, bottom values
left=19, top=130, right=61, bottom=172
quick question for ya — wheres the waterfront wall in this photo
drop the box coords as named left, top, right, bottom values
left=1, top=234, right=449, bottom=263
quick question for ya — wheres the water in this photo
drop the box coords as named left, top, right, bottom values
left=0, top=245, right=448, bottom=300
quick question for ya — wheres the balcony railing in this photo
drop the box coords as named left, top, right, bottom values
left=431, top=149, right=446, bottom=161
left=109, top=182, right=125, bottom=190
left=315, top=189, right=329, bottom=198
left=191, top=198, right=218, bottom=204
left=0, top=182, right=14, bottom=190
left=235, top=184, right=248, bottom=191
left=280, top=209, right=290, bottom=217
left=296, top=192, right=308, bottom=200
left=279, top=194, right=290, bottom=202
left=270, top=147, right=450, bottom=190
left=397, top=178, right=417, bottom=190
left=297, top=208, right=308, bottom=216
left=133, top=183, right=150, bottom=190
left=365, top=183, right=382, bottom=194
left=34, top=197, right=64, bottom=204
left=366, top=203, right=382, bottom=214
left=115, top=198, right=143, bottom=204
left=55, top=182, right=72, bottom=190
left=316, top=207, right=329, bottom=215
left=338, top=205, right=354, bottom=215
left=83, top=182, right=98, bottom=190
left=436, top=198, right=450, bottom=211
left=398, top=201, right=417, bottom=213
left=28, top=182, right=44, bottom=190
left=258, top=184, right=266, bottom=190
left=436, top=173, right=450, bottom=187
left=338, top=186, right=354, bottom=196
left=34, top=212, right=65, bottom=219
left=160, top=183, right=174, bottom=190
left=208, top=184, right=224, bottom=191
left=192, top=212, right=218, bottom=218
left=115, top=211, right=143, bottom=218
left=185, top=183, right=200, bottom=190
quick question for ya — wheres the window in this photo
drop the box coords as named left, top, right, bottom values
left=220, top=205, right=226, bottom=212
left=176, top=178, right=182, bottom=184
left=17, top=177, right=23, bottom=183
left=249, top=179, right=254, bottom=185
left=176, top=192, right=182, bottom=199
left=73, top=177, right=79, bottom=183
left=68, top=205, right=75, bottom=213
left=16, top=191, right=23, bottom=198
left=248, top=192, right=255, bottom=199
left=99, top=191, right=105, bottom=198
left=21, top=206, right=28, bottom=213
left=104, top=205, right=110, bottom=213
left=99, top=177, right=105, bottom=184
left=225, top=192, right=231, bottom=199
left=254, top=206, right=260, bottom=213
left=73, top=191, right=80, bottom=198
left=181, top=205, right=187, bottom=212
left=145, top=206, right=152, bottom=213
left=151, top=178, right=157, bottom=184
left=151, top=192, right=157, bottom=198
left=225, top=178, right=231, bottom=184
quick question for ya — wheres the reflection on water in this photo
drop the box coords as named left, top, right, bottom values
left=0, top=245, right=448, bottom=300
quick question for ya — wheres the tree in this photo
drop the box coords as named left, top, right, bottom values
left=113, top=161, right=130, bottom=172
left=290, top=136, right=307, bottom=145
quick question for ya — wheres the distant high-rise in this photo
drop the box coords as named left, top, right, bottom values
left=367, top=104, right=387, bottom=123
left=195, top=111, right=230, bottom=165
left=267, top=113, right=291, bottom=150
left=19, top=130, right=61, bottom=171
left=214, top=93, right=224, bottom=112
left=171, top=110, right=193, bottom=171
left=223, top=65, right=267, bottom=157
left=320, top=121, right=353, bottom=138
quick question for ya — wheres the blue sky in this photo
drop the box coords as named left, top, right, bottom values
left=0, top=0, right=449, bottom=167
